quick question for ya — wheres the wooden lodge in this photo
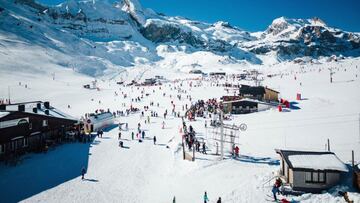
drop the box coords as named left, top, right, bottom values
left=209, top=72, right=226, bottom=76
left=0, top=101, right=78, bottom=162
left=222, top=98, right=274, bottom=114
left=239, top=84, right=279, bottom=102
left=275, top=149, right=348, bottom=193
left=354, top=164, right=360, bottom=191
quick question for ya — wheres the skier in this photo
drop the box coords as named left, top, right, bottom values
left=234, top=146, right=239, bottom=157
left=202, top=142, right=206, bottom=154
left=216, top=197, right=221, bottom=203
left=275, top=178, right=283, bottom=195
left=153, top=136, right=157, bottom=145
left=142, top=131, right=145, bottom=139
left=118, top=132, right=121, bottom=140
left=271, top=184, right=278, bottom=201
left=131, top=132, right=134, bottom=140
left=173, top=196, right=176, bottom=203
left=81, top=167, right=86, bottom=180
left=203, top=191, right=209, bottom=203
left=162, top=121, right=165, bottom=129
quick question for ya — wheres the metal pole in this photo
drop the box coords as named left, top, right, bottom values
left=192, top=143, right=195, bottom=161
left=220, top=110, right=224, bottom=160
left=182, top=138, right=185, bottom=160
left=352, top=150, right=354, bottom=168
left=8, top=86, right=10, bottom=104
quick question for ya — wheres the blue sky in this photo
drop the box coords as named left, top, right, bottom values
left=37, top=0, right=360, bottom=32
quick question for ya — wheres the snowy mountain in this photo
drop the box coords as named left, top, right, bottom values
left=244, top=17, right=360, bottom=61
left=0, top=0, right=360, bottom=77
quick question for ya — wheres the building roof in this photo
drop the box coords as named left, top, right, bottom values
left=222, top=98, right=260, bottom=105
left=265, top=87, right=280, bottom=93
left=0, top=112, right=9, bottom=119
left=276, top=149, right=348, bottom=172
left=239, top=85, right=265, bottom=96
left=0, top=102, right=78, bottom=122
left=88, top=112, right=113, bottom=123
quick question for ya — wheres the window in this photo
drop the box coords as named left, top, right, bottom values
left=0, top=144, right=4, bottom=154
left=319, top=172, right=325, bottom=182
left=305, top=171, right=326, bottom=183
left=43, top=120, right=48, bottom=127
left=305, top=172, right=312, bottom=182
left=23, top=138, right=28, bottom=147
left=313, top=172, right=319, bottom=182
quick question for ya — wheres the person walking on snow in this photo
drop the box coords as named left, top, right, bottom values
left=153, top=136, right=157, bottom=145
left=202, top=142, right=207, bottom=154
left=81, top=167, right=86, bottom=180
left=203, top=191, right=209, bottom=203
left=142, top=131, right=145, bottom=139
left=118, top=132, right=121, bottom=140
left=131, top=132, right=134, bottom=140
left=272, top=184, right=278, bottom=201
left=162, top=121, right=165, bottom=129
left=216, top=197, right=221, bottom=203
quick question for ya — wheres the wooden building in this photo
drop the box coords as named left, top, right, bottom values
left=275, top=149, right=348, bottom=193
left=354, top=164, right=360, bottom=191
left=264, top=87, right=279, bottom=102
left=209, top=72, right=226, bottom=76
left=222, top=99, right=258, bottom=114
left=143, top=78, right=157, bottom=86
left=239, top=85, right=279, bottom=102
left=0, top=101, right=78, bottom=162
left=222, top=99, right=274, bottom=114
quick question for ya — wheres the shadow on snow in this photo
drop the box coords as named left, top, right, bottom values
left=0, top=138, right=96, bottom=203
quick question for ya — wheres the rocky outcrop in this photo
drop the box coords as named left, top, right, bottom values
left=245, top=17, right=360, bottom=59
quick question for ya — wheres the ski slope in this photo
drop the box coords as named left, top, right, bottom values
left=0, top=55, right=360, bottom=202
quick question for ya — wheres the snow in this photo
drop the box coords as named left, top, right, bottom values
left=288, top=154, right=349, bottom=172
left=0, top=111, right=9, bottom=118
left=0, top=0, right=360, bottom=202
left=0, top=56, right=359, bottom=202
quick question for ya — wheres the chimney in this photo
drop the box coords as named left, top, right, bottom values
left=45, top=109, right=49, bottom=115
left=0, top=104, right=5, bottom=111
left=44, top=101, right=50, bottom=109
left=33, top=107, right=38, bottom=113
left=18, top=104, right=25, bottom=112
left=37, top=103, right=41, bottom=109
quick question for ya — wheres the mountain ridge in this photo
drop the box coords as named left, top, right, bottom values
left=0, top=0, right=359, bottom=77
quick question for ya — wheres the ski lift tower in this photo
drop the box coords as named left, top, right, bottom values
left=212, top=109, right=247, bottom=160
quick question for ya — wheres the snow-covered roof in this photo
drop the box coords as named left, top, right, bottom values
left=0, top=111, right=10, bottom=119
left=88, top=112, right=113, bottom=123
left=222, top=98, right=260, bottom=104
left=276, top=149, right=348, bottom=172
left=288, top=154, right=348, bottom=172
left=1, top=102, right=77, bottom=121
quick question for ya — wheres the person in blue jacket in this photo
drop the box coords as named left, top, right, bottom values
left=204, top=191, right=209, bottom=203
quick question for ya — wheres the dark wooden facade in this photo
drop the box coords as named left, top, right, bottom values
left=355, top=165, right=360, bottom=191
left=0, top=109, right=77, bottom=162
